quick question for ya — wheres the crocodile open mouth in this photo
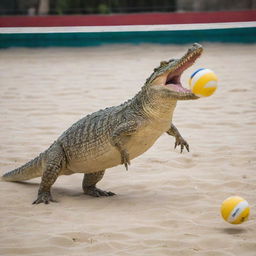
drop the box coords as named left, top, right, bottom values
left=165, top=46, right=203, bottom=93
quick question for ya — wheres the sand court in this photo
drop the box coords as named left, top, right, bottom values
left=0, top=43, right=256, bottom=255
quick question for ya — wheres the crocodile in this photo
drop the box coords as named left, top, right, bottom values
left=2, top=43, right=203, bottom=204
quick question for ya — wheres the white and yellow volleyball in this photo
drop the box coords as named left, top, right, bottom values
left=221, top=196, right=250, bottom=224
left=189, top=68, right=218, bottom=97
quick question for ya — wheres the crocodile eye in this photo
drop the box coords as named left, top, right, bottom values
left=160, top=61, right=168, bottom=67
left=169, top=59, right=175, bottom=63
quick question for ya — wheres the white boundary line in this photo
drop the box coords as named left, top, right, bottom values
left=0, top=21, right=255, bottom=34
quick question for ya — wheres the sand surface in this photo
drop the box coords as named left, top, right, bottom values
left=0, top=44, right=255, bottom=256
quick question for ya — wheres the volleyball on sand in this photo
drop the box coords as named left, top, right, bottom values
left=220, top=196, right=250, bottom=224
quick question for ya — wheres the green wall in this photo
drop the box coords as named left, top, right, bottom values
left=0, top=27, right=255, bottom=48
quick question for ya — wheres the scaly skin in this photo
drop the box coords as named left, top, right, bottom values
left=2, top=43, right=203, bottom=204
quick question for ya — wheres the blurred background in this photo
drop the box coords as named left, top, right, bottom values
left=1, top=0, right=256, bottom=16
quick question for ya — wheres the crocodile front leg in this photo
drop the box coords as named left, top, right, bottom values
left=166, top=124, right=189, bottom=153
left=111, top=120, right=139, bottom=170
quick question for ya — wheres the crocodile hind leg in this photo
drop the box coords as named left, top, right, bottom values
left=82, top=170, right=115, bottom=197
left=33, top=143, right=66, bottom=204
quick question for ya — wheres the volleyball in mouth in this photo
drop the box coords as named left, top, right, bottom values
left=189, top=68, right=218, bottom=97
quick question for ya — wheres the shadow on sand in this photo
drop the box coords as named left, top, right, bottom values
left=220, top=227, right=247, bottom=235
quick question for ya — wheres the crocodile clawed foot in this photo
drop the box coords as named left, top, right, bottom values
left=121, top=150, right=130, bottom=170
left=175, top=136, right=189, bottom=153
left=32, top=191, right=57, bottom=205
left=84, top=186, right=116, bottom=197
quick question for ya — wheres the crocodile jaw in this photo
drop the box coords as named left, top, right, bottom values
left=148, top=43, right=203, bottom=100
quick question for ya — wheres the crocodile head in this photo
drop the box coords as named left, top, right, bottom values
left=145, top=43, right=203, bottom=100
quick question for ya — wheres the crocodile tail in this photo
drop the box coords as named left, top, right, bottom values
left=2, top=154, right=44, bottom=182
